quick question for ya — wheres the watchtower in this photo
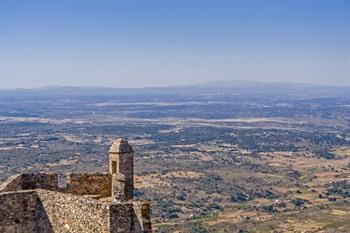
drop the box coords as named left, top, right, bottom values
left=109, top=138, right=134, bottom=201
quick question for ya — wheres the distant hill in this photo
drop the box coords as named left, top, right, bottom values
left=1, top=80, right=349, bottom=99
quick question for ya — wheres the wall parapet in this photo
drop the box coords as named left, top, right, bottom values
left=0, top=174, right=22, bottom=193
left=0, top=173, right=58, bottom=193
left=65, top=172, right=111, bottom=198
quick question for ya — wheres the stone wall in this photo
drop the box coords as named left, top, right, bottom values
left=112, top=173, right=125, bottom=201
left=132, top=201, right=152, bottom=233
left=109, top=203, right=133, bottom=233
left=0, top=174, right=22, bottom=193
left=0, top=190, right=53, bottom=233
left=108, top=139, right=134, bottom=201
left=37, top=189, right=111, bottom=233
left=0, top=171, right=152, bottom=233
left=37, top=190, right=152, bottom=233
left=0, top=189, right=151, bottom=233
left=0, top=173, right=58, bottom=193
left=21, top=173, right=58, bottom=191
left=65, top=173, right=111, bottom=198
left=0, top=172, right=111, bottom=196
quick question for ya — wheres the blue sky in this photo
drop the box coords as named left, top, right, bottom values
left=0, top=0, right=349, bottom=88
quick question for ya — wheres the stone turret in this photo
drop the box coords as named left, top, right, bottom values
left=109, top=139, right=134, bottom=201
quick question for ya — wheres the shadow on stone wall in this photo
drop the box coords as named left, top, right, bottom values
left=0, top=173, right=58, bottom=193
left=34, top=193, right=55, bottom=233
left=132, top=201, right=152, bottom=233
left=36, top=189, right=111, bottom=232
left=0, top=190, right=54, bottom=233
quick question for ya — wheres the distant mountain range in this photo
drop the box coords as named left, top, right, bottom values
left=1, top=80, right=350, bottom=99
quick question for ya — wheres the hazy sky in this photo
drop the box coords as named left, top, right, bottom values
left=0, top=0, right=349, bottom=88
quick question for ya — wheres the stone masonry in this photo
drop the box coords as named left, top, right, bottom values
left=109, top=139, right=134, bottom=201
left=0, top=139, right=152, bottom=233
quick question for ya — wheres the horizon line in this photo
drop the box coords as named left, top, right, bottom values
left=1, top=79, right=350, bottom=91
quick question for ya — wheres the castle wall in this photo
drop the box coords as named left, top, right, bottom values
left=0, top=173, right=58, bottom=193
left=0, top=190, right=53, bottom=233
left=21, top=173, right=58, bottom=191
left=0, top=189, right=149, bottom=233
left=65, top=173, right=111, bottom=198
left=109, top=203, right=133, bottom=233
left=37, top=190, right=145, bottom=233
left=0, top=174, right=22, bottom=193
left=36, top=189, right=111, bottom=233
left=132, top=201, right=152, bottom=233
left=0, top=139, right=151, bottom=233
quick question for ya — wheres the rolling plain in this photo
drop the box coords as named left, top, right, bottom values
left=1, top=83, right=350, bottom=232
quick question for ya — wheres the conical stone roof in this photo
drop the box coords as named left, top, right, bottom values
left=109, top=138, right=133, bottom=153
